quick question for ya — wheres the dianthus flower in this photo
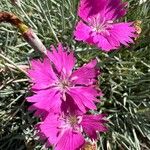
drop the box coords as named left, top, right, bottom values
left=36, top=104, right=107, bottom=150
left=27, top=43, right=102, bottom=116
left=74, top=0, right=136, bottom=52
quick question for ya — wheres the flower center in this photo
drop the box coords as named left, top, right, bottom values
left=88, top=14, right=113, bottom=35
left=59, top=114, right=82, bottom=132
left=69, top=116, right=78, bottom=126
left=59, top=79, right=70, bottom=89
left=56, top=78, right=71, bottom=92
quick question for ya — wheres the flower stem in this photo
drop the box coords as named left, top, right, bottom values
left=0, top=53, right=27, bottom=74
left=36, top=0, right=59, bottom=43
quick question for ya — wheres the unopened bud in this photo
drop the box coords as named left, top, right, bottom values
left=134, top=20, right=142, bottom=40
left=81, top=142, right=97, bottom=150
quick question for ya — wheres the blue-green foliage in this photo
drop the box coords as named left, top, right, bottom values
left=0, top=0, right=150, bottom=149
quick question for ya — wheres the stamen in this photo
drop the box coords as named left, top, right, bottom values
left=55, top=78, right=71, bottom=92
left=58, top=114, right=83, bottom=133
left=69, top=116, right=78, bottom=126
left=88, top=15, right=113, bottom=34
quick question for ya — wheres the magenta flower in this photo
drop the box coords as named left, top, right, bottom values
left=36, top=111, right=107, bottom=150
left=27, top=43, right=102, bottom=116
left=74, top=0, right=136, bottom=52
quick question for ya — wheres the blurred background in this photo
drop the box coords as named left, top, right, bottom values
left=0, top=0, right=150, bottom=149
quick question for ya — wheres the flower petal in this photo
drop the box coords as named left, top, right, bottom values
left=74, top=21, right=92, bottom=42
left=93, top=22, right=136, bottom=52
left=81, top=114, right=108, bottom=139
left=55, top=129, right=84, bottom=150
left=27, top=89, right=61, bottom=116
left=68, top=86, right=98, bottom=112
left=37, top=113, right=61, bottom=145
left=104, top=0, right=127, bottom=20
left=108, top=22, right=136, bottom=46
left=71, top=59, right=99, bottom=85
left=48, top=43, right=76, bottom=76
left=94, top=34, right=118, bottom=52
left=78, top=0, right=107, bottom=21
left=28, top=58, right=58, bottom=90
left=78, top=0, right=127, bottom=21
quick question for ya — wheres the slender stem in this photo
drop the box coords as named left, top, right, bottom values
left=0, top=53, right=27, bottom=74
left=36, top=0, right=59, bottom=43
left=19, top=5, right=37, bottom=30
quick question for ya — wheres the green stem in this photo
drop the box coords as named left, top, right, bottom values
left=0, top=53, right=27, bottom=74
left=36, top=0, right=59, bottom=43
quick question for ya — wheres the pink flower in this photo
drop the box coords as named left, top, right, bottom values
left=74, top=0, right=136, bottom=52
left=36, top=110, right=107, bottom=150
left=27, top=43, right=102, bottom=116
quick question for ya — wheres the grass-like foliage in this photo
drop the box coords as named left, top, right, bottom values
left=0, top=0, right=150, bottom=149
